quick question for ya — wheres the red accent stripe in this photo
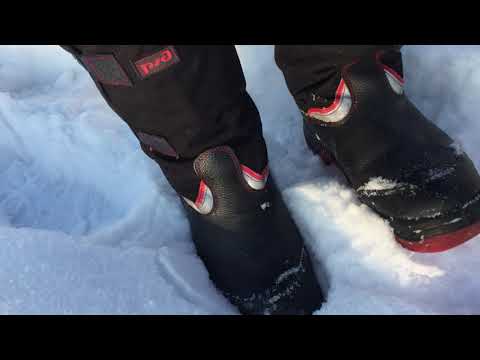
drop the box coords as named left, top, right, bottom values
left=307, top=80, right=346, bottom=116
left=241, top=165, right=269, bottom=181
left=396, top=221, right=480, bottom=253
left=195, top=181, right=207, bottom=207
left=383, top=64, right=405, bottom=85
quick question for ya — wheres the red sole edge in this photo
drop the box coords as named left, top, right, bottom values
left=396, top=221, right=480, bottom=253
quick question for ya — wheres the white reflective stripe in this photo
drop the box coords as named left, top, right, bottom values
left=184, top=165, right=269, bottom=214
left=241, top=165, right=269, bottom=191
left=243, top=172, right=267, bottom=190
left=183, top=182, right=214, bottom=215
left=384, top=68, right=404, bottom=95
left=308, top=80, right=352, bottom=123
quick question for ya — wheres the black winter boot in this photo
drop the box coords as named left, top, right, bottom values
left=181, top=146, right=324, bottom=314
left=302, top=51, right=480, bottom=252
left=61, top=45, right=325, bottom=313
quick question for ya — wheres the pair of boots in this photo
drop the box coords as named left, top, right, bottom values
left=63, top=45, right=480, bottom=315
left=170, top=53, right=480, bottom=314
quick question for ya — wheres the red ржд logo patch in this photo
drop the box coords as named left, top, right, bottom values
left=134, top=46, right=180, bottom=79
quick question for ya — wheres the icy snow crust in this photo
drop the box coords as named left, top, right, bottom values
left=0, top=45, right=479, bottom=314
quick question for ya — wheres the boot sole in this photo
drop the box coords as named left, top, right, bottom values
left=395, top=221, right=480, bottom=253
left=305, top=126, right=480, bottom=253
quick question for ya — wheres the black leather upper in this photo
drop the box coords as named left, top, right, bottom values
left=304, top=55, right=480, bottom=225
left=183, top=147, right=324, bottom=314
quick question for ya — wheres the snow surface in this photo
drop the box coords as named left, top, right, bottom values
left=358, top=177, right=406, bottom=191
left=0, top=45, right=479, bottom=314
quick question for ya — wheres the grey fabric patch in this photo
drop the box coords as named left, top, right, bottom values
left=81, top=54, right=132, bottom=87
left=137, top=131, right=178, bottom=158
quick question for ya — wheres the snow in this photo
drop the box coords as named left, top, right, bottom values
left=357, top=177, right=405, bottom=191
left=0, top=45, right=479, bottom=314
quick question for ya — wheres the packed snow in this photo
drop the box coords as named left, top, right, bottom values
left=358, top=177, right=401, bottom=191
left=0, top=45, right=479, bottom=314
